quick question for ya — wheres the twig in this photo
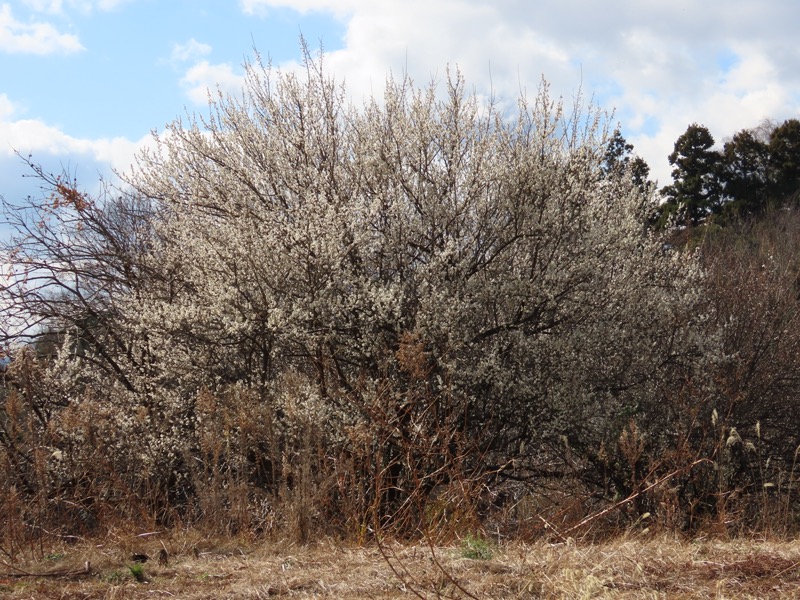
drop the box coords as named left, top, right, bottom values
left=423, top=531, right=479, bottom=600
left=0, top=559, right=92, bottom=579
left=375, top=536, right=428, bottom=600
left=538, top=515, right=568, bottom=543
left=564, top=459, right=712, bottom=536
left=136, top=531, right=163, bottom=538
left=775, top=560, right=800, bottom=579
left=0, top=560, right=35, bottom=576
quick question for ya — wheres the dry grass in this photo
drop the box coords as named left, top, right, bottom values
left=1, top=530, right=800, bottom=599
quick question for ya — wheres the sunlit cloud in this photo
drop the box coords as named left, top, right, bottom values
left=235, top=0, right=800, bottom=184
left=169, top=38, right=212, bottom=64
left=1, top=112, right=151, bottom=178
left=180, top=60, right=245, bottom=105
left=0, top=3, right=83, bottom=54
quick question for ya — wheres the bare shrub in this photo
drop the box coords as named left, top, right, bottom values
left=698, top=208, right=800, bottom=533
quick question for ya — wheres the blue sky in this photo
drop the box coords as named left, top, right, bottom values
left=3, top=2, right=345, bottom=139
left=2, top=0, right=799, bottom=228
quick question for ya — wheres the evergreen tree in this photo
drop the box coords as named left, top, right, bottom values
left=767, top=118, right=800, bottom=202
left=602, top=128, right=651, bottom=192
left=660, top=124, right=723, bottom=227
left=719, top=129, right=769, bottom=217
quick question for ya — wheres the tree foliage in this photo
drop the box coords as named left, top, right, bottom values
left=660, top=124, right=723, bottom=227
left=660, top=119, right=800, bottom=228
left=719, top=129, right=770, bottom=217
left=767, top=118, right=800, bottom=201
left=602, top=128, right=651, bottom=192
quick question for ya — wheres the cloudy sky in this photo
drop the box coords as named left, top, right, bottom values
left=1, top=0, right=799, bottom=218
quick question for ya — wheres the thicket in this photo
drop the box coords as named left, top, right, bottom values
left=2, top=54, right=800, bottom=551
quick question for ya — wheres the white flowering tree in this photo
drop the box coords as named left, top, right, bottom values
left=1, top=52, right=712, bottom=535
left=117, top=53, right=709, bottom=519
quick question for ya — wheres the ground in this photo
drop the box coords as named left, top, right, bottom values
left=2, top=531, right=800, bottom=598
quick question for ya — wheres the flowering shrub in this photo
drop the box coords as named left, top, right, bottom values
left=1, top=52, right=719, bottom=538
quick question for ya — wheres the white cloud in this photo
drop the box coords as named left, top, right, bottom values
left=0, top=3, right=83, bottom=54
left=21, top=0, right=64, bottom=13
left=167, top=41, right=244, bottom=107
left=0, top=112, right=151, bottom=177
left=241, top=0, right=359, bottom=18
left=22, top=0, right=135, bottom=13
left=170, top=38, right=212, bottom=64
left=94, top=0, right=134, bottom=10
left=11, top=1, right=791, bottom=189
left=0, top=93, right=16, bottom=120
left=22, top=0, right=64, bottom=14
left=237, top=0, right=800, bottom=186
left=180, top=60, right=246, bottom=105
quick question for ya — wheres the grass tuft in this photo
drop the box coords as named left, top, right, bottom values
left=460, top=533, right=493, bottom=560
left=127, top=562, right=147, bottom=583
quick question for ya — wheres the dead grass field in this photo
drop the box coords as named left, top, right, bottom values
left=2, top=531, right=800, bottom=599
